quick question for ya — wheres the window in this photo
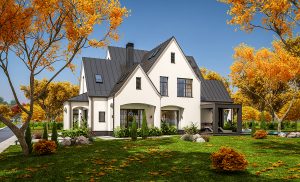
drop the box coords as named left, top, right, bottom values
left=136, top=77, right=141, bottom=90
left=160, top=76, right=168, bottom=96
left=99, top=112, right=105, bottom=122
left=171, top=52, right=175, bottom=63
left=177, top=78, right=192, bottom=97
left=120, top=109, right=143, bottom=128
left=95, top=74, right=103, bottom=83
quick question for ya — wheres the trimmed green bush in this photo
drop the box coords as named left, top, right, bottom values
left=61, top=128, right=89, bottom=138
left=141, top=111, right=149, bottom=139
left=114, top=127, right=130, bottom=138
left=51, top=122, right=58, bottom=144
left=251, top=120, right=256, bottom=137
left=42, top=123, right=48, bottom=140
left=131, top=117, right=137, bottom=141
left=148, top=127, right=162, bottom=136
left=25, top=124, right=32, bottom=154
left=161, top=120, right=178, bottom=135
left=183, top=123, right=198, bottom=135
left=260, top=112, right=267, bottom=130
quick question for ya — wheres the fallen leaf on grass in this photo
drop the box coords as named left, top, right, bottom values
left=148, top=171, right=160, bottom=176
left=96, top=172, right=106, bottom=176
left=25, top=167, right=38, bottom=172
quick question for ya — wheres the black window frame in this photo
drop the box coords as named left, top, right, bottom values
left=99, top=112, right=105, bottom=122
left=136, top=77, right=141, bottom=90
left=171, top=52, right=175, bottom=64
left=160, top=76, right=168, bottom=96
left=177, top=78, right=193, bottom=97
left=95, top=74, right=103, bottom=83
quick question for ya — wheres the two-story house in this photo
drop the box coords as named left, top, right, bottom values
left=63, top=37, right=242, bottom=135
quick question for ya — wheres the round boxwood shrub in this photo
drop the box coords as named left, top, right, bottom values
left=211, top=147, right=248, bottom=171
left=253, top=130, right=268, bottom=139
left=33, top=140, right=57, bottom=155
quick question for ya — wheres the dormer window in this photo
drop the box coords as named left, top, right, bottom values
left=95, top=74, right=103, bottom=83
left=171, top=52, right=175, bottom=63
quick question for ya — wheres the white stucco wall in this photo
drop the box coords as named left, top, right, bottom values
left=92, top=98, right=109, bottom=131
left=148, top=39, right=201, bottom=129
left=63, top=102, right=71, bottom=130
left=79, top=64, right=87, bottom=94
left=114, top=66, right=161, bottom=128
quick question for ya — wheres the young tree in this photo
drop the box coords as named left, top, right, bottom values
left=231, top=41, right=300, bottom=132
left=21, top=79, right=79, bottom=121
left=260, top=112, right=267, bottom=130
left=131, top=117, right=137, bottom=141
left=251, top=120, right=256, bottom=137
left=0, top=0, right=128, bottom=155
left=42, top=123, right=48, bottom=141
left=25, top=125, right=32, bottom=154
left=141, top=111, right=149, bottom=139
left=220, top=0, right=300, bottom=56
left=51, top=122, right=58, bottom=145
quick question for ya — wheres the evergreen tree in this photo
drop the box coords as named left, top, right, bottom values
left=51, top=122, right=58, bottom=144
left=25, top=124, right=32, bottom=154
left=42, top=123, right=48, bottom=140
left=131, top=117, right=137, bottom=141
left=251, top=120, right=256, bottom=137
left=260, top=112, right=267, bottom=130
left=141, top=111, right=149, bottom=139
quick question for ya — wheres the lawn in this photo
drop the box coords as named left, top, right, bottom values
left=0, top=136, right=300, bottom=181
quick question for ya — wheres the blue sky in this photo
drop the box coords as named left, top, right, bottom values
left=0, top=0, right=276, bottom=102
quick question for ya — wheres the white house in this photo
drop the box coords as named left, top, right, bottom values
left=63, top=37, right=242, bottom=135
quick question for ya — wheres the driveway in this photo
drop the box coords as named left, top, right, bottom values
left=0, top=125, right=17, bottom=143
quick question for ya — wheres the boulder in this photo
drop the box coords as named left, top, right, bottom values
left=195, top=137, right=206, bottom=143
left=61, top=137, right=72, bottom=146
left=286, top=132, right=300, bottom=138
left=180, top=134, right=193, bottom=141
left=76, top=136, right=89, bottom=145
left=193, top=134, right=201, bottom=141
left=278, top=132, right=286, bottom=138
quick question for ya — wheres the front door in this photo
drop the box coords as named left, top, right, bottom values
left=120, top=109, right=143, bottom=128
left=161, top=110, right=179, bottom=128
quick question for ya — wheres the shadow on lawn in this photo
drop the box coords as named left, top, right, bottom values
left=0, top=137, right=282, bottom=182
left=252, top=139, right=300, bottom=155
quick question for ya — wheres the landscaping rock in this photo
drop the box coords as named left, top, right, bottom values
left=287, top=132, right=300, bottom=138
left=76, top=136, right=89, bottom=145
left=195, top=137, right=206, bottom=143
left=278, top=132, right=286, bottom=138
left=180, top=134, right=193, bottom=141
left=193, top=134, right=201, bottom=141
left=61, top=137, right=72, bottom=146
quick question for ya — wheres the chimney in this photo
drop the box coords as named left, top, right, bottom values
left=126, top=42, right=134, bottom=68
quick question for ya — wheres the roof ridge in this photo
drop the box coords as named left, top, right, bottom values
left=108, top=46, right=149, bottom=52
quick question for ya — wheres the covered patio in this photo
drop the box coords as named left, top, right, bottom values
left=201, top=102, right=242, bottom=134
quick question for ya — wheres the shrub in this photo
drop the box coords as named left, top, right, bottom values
left=183, top=123, right=198, bottom=135
left=51, top=122, right=58, bottom=144
left=201, top=134, right=210, bottom=142
left=25, top=125, right=32, bottom=154
left=211, top=147, right=248, bottom=171
left=137, top=128, right=142, bottom=137
left=148, top=127, right=162, bottom=136
left=131, top=117, right=137, bottom=141
left=251, top=120, right=256, bottom=137
left=33, top=140, right=57, bottom=155
left=33, top=132, right=42, bottom=139
left=253, top=130, right=268, bottom=139
left=161, top=121, right=178, bottom=135
left=42, top=123, right=48, bottom=140
left=267, top=122, right=276, bottom=130
left=260, top=112, right=267, bottom=130
left=56, top=122, right=63, bottom=130
left=141, top=111, right=149, bottom=139
left=61, top=128, right=89, bottom=138
left=113, top=127, right=130, bottom=138
left=180, top=134, right=194, bottom=141
left=169, top=126, right=178, bottom=135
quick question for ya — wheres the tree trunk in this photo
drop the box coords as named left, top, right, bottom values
left=277, top=121, right=282, bottom=133
left=0, top=115, right=29, bottom=156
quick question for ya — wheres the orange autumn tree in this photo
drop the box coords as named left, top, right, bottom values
left=231, top=41, right=300, bottom=132
left=220, top=0, right=300, bottom=56
left=0, top=0, right=128, bottom=155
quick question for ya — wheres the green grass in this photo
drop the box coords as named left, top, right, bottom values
left=0, top=136, right=300, bottom=181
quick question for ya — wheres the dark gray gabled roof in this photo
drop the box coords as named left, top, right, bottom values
left=68, top=93, right=88, bottom=102
left=79, top=37, right=233, bottom=103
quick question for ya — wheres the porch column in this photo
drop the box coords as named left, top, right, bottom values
left=213, top=104, right=218, bottom=134
left=237, top=106, right=242, bottom=134
left=78, top=108, right=82, bottom=128
left=153, top=106, right=161, bottom=128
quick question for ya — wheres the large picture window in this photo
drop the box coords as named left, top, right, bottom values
left=160, top=76, right=168, bottom=96
left=177, top=78, right=192, bottom=97
left=120, top=109, right=143, bottom=128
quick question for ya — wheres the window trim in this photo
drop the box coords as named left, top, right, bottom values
left=177, top=78, right=193, bottom=98
left=99, top=112, right=105, bottom=122
left=171, top=52, right=175, bottom=64
left=136, top=77, right=141, bottom=90
left=160, top=76, right=168, bottom=96
left=95, top=74, right=103, bottom=83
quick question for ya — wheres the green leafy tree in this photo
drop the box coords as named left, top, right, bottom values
left=51, top=122, right=58, bottom=144
left=131, top=117, right=137, bottom=141
left=25, top=125, right=32, bottom=154
left=42, top=123, right=48, bottom=140
left=141, top=111, right=149, bottom=139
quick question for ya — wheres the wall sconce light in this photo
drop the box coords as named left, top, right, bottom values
left=150, top=115, right=152, bottom=119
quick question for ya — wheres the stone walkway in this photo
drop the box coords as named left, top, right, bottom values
left=0, top=135, right=17, bottom=153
